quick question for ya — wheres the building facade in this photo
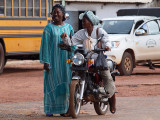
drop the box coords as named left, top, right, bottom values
left=54, top=0, right=156, bottom=31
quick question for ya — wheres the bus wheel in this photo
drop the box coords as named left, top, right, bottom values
left=0, top=43, right=5, bottom=74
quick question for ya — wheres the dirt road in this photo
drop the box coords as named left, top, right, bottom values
left=0, top=60, right=160, bottom=120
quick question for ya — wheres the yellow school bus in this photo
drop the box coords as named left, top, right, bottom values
left=0, top=0, right=54, bottom=73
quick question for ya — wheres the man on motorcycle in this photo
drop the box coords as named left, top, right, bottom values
left=61, top=11, right=116, bottom=114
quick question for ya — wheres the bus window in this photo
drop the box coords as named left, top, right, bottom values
left=41, top=0, right=46, bottom=17
left=34, top=0, right=40, bottom=17
left=6, top=0, right=12, bottom=16
left=48, top=0, right=53, bottom=17
left=21, top=0, right=26, bottom=16
left=14, top=0, right=19, bottom=16
left=0, top=0, right=4, bottom=15
left=28, top=0, right=33, bottom=16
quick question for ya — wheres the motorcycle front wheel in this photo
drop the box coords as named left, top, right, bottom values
left=69, top=80, right=81, bottom=118
left=94, top=101, right=108, bottom=115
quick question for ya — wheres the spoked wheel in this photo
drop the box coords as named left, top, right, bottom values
left=69, top=80, right=81, bottom=118
left=94, top=101, right=108, bottom=115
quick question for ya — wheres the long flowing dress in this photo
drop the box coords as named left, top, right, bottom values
left=40, top=23, right=74, bottom=114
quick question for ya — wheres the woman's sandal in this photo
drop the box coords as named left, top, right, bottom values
left=60, top=113, right=71, bottom=117
left=46, top=114, right=53, bottom=117
left=60, top=110, right=71, bottom=117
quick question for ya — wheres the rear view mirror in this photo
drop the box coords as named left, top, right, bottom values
left=65, top=13, right=69, bottom=19
left=135, top=29, right=146, bottom=36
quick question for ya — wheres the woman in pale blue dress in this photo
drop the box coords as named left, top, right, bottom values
left=40, top=4, right=74, bottom=117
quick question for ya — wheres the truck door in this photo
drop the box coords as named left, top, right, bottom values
left=134, top=20, right=160, bottom=60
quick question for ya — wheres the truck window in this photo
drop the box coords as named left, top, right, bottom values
left=147, top=21, right=160, bottom=34
left=103, top=20, right=134, bottom=34
left=139, top=24, right=148, bottom=34
left=134, top=20, right=144, bottom=30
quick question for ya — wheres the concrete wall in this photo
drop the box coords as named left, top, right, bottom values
left=60, top=2, right=151, bottom=19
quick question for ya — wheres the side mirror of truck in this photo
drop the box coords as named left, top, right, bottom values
left=135, top=29, right=147, bottom=36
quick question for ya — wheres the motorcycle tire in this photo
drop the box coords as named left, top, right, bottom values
left=94, top=101, right=108, bottom=115
left=69, top=80, right=81, bottom=118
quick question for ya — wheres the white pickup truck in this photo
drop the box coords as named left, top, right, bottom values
left=102, top=16, right=160, bottom=75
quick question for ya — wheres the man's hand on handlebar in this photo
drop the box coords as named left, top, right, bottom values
left=105, top=46, right=111, bottom=51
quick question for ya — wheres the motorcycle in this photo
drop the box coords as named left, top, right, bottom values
left=63, top=38, right=119, bottom=118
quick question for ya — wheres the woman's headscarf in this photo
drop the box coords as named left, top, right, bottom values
left=50, top=4, right=66, bottom=21
left=79, top=11, right=100, bottom=26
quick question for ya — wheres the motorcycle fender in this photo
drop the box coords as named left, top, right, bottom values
left=72, top=75, right=81, bottom=80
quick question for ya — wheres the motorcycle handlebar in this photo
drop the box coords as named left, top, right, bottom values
left=92, top=48, right=108, bottom=52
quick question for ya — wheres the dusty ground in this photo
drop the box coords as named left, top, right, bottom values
left=0, top=60, right=160, bottom=103
left=0, top=60, right=160, bottom=120
left=0, top=60, right=44, bottom=103
left=116, top=65, right=160, bottom=97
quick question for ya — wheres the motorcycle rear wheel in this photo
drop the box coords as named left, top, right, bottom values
left=69, top=80, right=81, bottom=118
left=94, top=101, right=108, bottom=115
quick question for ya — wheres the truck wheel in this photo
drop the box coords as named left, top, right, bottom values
left=118, top=52, right=133, bottom=76
left=0, top=43, right=5, bottom=74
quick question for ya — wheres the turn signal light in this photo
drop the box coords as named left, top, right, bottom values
left=88, top=59, right=93, bottom=65
left=66, top=59, right=71, bottom=63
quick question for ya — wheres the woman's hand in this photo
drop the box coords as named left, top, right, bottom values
left=61, top=33, right=67, bottom=40
left=44, top=63, right=49, bottom=71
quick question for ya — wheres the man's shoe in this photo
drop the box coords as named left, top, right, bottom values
left=108, top=93, right=116, bottom=114
left=60, top=109, right=70, bottom=117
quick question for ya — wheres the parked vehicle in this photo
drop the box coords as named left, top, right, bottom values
left=66, top=44, right=118, bottom=118
left=117, top=8, right=160, bottom=17
left=0, top=0, right=54, bottom=74
left=102, top=16, right=160, bottom=75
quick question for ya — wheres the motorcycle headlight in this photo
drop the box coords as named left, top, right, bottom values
left=72, top=53, right=84, bottom=66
